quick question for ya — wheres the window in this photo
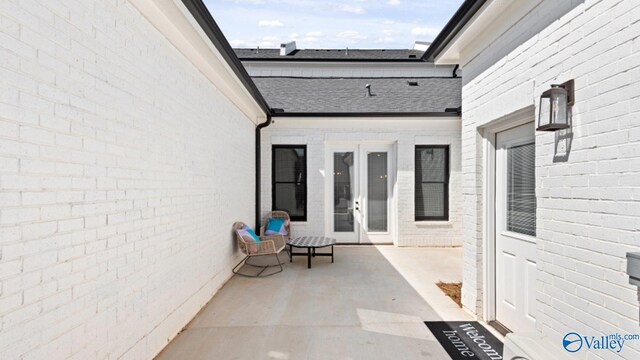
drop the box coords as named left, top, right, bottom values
left=415, top=145, right=449, bottom=221
left=506, top=142, right=536, bottom=236
left=272, top=145, right=307, bottom=221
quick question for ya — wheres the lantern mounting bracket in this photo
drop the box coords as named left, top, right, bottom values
left=562, top=79, right=575, bottom=106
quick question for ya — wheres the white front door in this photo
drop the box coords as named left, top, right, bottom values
left=328, top=143, right=394, bottom=244
left=495, top=122, right=537, bottom=333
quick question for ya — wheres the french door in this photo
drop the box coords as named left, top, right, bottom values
left=495, top=122, right=537, bottom=333
left=327, top=144, right=394, bottom=244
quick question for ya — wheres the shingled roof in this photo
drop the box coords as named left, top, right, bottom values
left=251, top=77, right=461, bottom=114
left=234, top=48, right=426, bottom=62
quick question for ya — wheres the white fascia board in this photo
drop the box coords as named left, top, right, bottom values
left=241, top=61, right=448, bottom=69
left=129, top=0, right=267, bottom=123
left=435, top=0, right=541, bottom=66
left=270, top=116, right=461, bottom=131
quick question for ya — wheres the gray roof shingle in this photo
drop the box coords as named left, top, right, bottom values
left=235, top=48, right=425, bottom=61
left=252, top=77, right=461, bottom=113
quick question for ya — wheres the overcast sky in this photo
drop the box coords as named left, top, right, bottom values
left=203, top=0, right=463, bottom=49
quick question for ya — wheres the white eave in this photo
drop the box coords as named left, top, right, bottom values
left=434, top=0, right=543, bottom=65
left=128, top=0, right=268, bottom=123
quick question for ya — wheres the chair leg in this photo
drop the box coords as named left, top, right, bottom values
left=233, top=253, right=284, bottom=278
left=232, top=255, right=249, bottom=275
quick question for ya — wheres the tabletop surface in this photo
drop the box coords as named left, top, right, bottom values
left=287, top=236, right=337, bottom=248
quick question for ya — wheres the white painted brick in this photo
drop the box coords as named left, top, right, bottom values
left=0, top=207, right=40, bottom=225
left=0, top=1, right=257, bottom=358
left=261, top=119, right=462, bottom=247
left=458, top=0, right=640, bottom=356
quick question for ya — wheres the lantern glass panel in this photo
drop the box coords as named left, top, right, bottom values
left=550, top=91, right=568, bottom=125
left=538, top=96, right=551, bottom=128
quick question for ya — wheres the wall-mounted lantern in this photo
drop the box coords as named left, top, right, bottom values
left=537, top=80, right=574, bottom=131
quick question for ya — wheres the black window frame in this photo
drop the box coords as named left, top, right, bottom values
left=415, top=145, right=450, bottom=221
left=271, top=145, right=307, bottom=222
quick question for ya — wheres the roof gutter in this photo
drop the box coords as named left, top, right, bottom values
left=421, top=0, right=487, bottom=62
left=237, top=58, right=427, bottom=63
left=181, top=0, right=272, bottom=116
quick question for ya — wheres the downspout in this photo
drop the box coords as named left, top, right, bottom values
left=255, top=114, right=273, bottom=230
left=452, top=64, right=459, bottom=78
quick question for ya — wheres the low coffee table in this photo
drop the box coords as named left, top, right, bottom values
left=287, top=236, right=336, bottom=269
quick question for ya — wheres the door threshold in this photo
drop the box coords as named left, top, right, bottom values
left=487, top=320, right=511, bottom=337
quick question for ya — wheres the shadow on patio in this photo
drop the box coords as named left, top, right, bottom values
left=155, top=246, right=469, bottom=360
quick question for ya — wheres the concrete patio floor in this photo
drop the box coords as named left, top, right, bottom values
left=155, top=246, right=476, bottom=360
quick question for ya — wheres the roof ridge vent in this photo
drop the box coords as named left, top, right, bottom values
left=280, top=41, right=297, bottom=56
left=365, top=84, right=373, bottom=97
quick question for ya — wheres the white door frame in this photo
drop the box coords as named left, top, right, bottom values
left=480, top=107, right=535, bottom=322
left=324, top=141, right=396, bottom=244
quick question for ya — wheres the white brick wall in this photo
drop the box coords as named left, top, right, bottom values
left=459, top=0, right=640, bottom=357
left=0, top=1, right=255, bottom=359
left=260, top=118, right=462, bottom=246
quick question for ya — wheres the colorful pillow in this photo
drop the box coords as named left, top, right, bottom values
left=241, top=225, right=261, bottom=243
left=238, top=225, right=260, bottom=254
left=265, top=218, right=288, bottom=235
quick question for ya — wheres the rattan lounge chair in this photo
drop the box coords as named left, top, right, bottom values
left=232, top=221, right=286, bottom=277
left=260, top=210, right=292, bottom=242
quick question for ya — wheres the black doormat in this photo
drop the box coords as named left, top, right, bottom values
left=425, top=321, right=504, bottom=360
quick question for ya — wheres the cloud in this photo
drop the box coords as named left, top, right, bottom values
left=375, top=36, right=395, bottom=43
left=258, top=20, right=284, bottom=28
left=339, top=4, right=365, bottom=14
left=228, top=0, right=264, bottom=4
left=259, top=41, right=275, bottom=47
left=204, top=0, right=463, bottom=49
left=337, top=31, right=367, bottom=40
left=411, top=27, right=440, bottom=37
left=228, top=39, right=247, bottom=47
left=387, top=0, right=400, bottom=6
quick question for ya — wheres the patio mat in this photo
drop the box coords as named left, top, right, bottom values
left=425, top=321, right=503, bottom=360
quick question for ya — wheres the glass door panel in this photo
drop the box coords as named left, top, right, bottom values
left=367, top=152, right=388, bottom=232
left=333, top=152, right=355, bottom=233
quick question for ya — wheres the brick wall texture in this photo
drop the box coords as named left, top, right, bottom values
left=0, top=0, right=254, bottom=359
left=261, top=119, right=462, bottom=247
left=461, top=0, right=640, bottom=358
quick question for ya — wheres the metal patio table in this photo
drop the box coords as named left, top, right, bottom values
left=287, top=236, right=336, bottom=269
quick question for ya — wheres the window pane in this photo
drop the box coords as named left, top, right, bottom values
left=416, top=148, right=446, bottom=182
left=333, top=152, right=354, bottom=232
left=274, top=148, right=305, bottom=183
left=273, top=183, right=305, bottom=218
left=507, top=143, right=536, bottom=236
left=416, top=183, right=445, bottom=218
left=367, top=152, right=388, bottom=232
